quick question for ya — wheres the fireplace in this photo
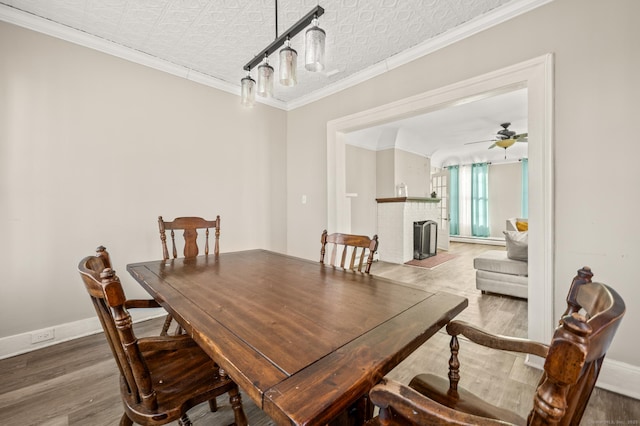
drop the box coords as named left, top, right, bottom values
left=375, top=197, right=441, bottom=264
left=414, top=220, right=438, bottom=260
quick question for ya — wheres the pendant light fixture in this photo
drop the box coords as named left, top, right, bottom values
left=305, top=16, right=325, bottom=72
left=240, top=72, right=256, bottom=107
left=240, top=2, right=325, bottom=105
left=279, top=37, right=297, bottom=86
left=257, top=55, right=274, bottom=97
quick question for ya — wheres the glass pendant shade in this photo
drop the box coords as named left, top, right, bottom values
left=305, top=18, right=325, bottom=72
left=279, top=39, right=297, bottom=87
left=257, top=61, right=274, bottom=97
left=240, top=75, right=256, bottom=107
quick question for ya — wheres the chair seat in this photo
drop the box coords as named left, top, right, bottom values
left=409, top=373, right=527, bottom=426
left=122, top=344, right=236, bottom=424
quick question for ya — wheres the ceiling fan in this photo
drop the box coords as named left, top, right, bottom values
left=465, top=122, right=528, bottom=158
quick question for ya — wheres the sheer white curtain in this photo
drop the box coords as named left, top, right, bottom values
left=458, top=165, right=472, bottom=236
left=471, top=163, right=490, bottom=237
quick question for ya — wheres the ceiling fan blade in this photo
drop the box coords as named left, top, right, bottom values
left=488, top=143, right=497, bottom=149
left=464, top=139, right=494, bottom=145
left=514, top=132, right=528, bottom=140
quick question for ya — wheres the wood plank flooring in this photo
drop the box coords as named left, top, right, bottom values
left=0, top=242, right=638, bottom=425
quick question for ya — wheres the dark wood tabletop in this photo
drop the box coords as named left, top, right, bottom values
left=127, top=249, right=468, bottom=426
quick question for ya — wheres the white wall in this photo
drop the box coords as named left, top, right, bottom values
left=488, top=162, right=523, bottom=238
left=375, top=149, right=395, bottom=198
left=346, top=145, right=430, bottom=237
left=373, top=148, right=430, bottom=198
left=286, top=0, right=640, bottom=391
left=345, top=144, right=377, bottom=236
left=395, top=149, right=431, bottom=198
left=0, top=23, right=287, bottom=340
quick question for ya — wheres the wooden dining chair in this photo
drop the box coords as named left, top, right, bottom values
left=368, top=266, right=625, bottom=426
left=158, top=215, right=220, bottom=335
left=320, top=229, right=379, bottom=273
left=158, top=215, right=221, bottom=260
left=78, top=246, right=247, bottom=426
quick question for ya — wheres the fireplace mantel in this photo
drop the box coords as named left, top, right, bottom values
left=376, top=197, right=441, bottom=203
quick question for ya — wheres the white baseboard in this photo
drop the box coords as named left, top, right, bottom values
left=596, top=358, right=640, bottom=400
left=526, top=354, right=640, bottom=400
left=450, top=236, right=506, bottom=246
left=0, top=308, right=165, bottom=360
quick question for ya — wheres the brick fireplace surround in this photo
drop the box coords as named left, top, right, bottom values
left=376, top=197, right=441, bottom=264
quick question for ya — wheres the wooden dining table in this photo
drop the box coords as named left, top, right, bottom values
left=127, top=249, right=468, bottom=426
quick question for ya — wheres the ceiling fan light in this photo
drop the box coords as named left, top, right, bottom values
left=257, top=59, right=274, bottom=97
left=279, top=38, right=297, bottom=86
left=305, top=17, right=325, bottom=72
left=240, top=74, right=256, bottom=107
left=495, top=139, right=516, bottom=149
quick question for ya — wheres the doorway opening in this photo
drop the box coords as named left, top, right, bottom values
left=327, top=54, right=554, bottom=350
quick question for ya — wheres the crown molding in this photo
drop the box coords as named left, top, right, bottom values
left=0, top=5, right=288, bottom=110
left=1, top=0, right=552, bottom=112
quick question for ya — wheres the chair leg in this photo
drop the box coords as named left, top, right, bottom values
left=177, top=413, right=192, bottom=426
left=350, top=394, right=374, bottom=424
left=160, top=314, right=173, bottom=336
left=208, top=397, right=218, bottom=412
left=119, top=413, right=133, bottom=426
left=229, top=386, right=248, bottom=426
left=362, top=394, right=375, bottom=420
left=448, top=334, right=461, bottom=393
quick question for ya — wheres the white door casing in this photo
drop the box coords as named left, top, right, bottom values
left=431, top=170, right=450, bottom=251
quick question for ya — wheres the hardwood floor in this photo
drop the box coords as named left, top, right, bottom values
left=0, top=242, right=637, bottom=425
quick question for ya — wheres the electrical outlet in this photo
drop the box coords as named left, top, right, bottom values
left=31, top=328, right=55, bottom=344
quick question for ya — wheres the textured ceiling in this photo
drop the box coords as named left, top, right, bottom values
left=0, top=0, right=542, bottom=108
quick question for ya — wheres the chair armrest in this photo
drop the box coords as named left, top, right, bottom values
left=137, top=335, right=198, bottom=352
left=124, top=299, right=162, bottom=309
left=370, top=378, right=515, bottom=426
left=447, top=320, right=549, bottom=358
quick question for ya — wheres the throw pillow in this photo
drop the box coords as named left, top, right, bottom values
left=504, top=230, right=528, bottom=261
left=516, top=220, right=528, bottom=231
